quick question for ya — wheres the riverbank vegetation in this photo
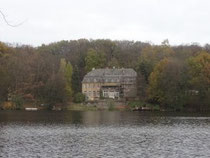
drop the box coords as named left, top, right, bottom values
left=0, top=39, right=209, bottom=111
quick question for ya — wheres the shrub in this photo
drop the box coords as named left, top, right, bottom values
left=1, top=101, right=15, bottom=110
left=128, top=101, right=145, bottom=108
left=74, top=92, right=86, bottom=103
left=108, top=100, right=115, bottom=111
left=11, top=95, right=24, bottom=110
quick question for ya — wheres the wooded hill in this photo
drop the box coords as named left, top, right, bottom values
left=0, top=39, right=209, bottom=110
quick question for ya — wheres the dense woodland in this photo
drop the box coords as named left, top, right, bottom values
left=0, top=39, right=209, bottom=110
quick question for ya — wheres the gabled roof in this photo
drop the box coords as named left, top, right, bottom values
left=82, top=68, right=137, bottom=83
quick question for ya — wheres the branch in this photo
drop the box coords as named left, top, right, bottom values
left=0, top=10, right=25, bottom=27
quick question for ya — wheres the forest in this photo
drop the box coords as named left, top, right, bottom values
left=0, top=39, right=209, bottom=111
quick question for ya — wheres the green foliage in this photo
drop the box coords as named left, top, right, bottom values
left=187, top=51, right=210, bottom=107
left=107, top=58, right=120, bottom=68
left=128, top=101, right=160, bottom=110
left=42, top=58, right=74, bottom=107
left=0, top=42, right=9, bottom=56
left=148, top=58, right=169, bottom=103
left=108, top=100, right=115, bottom=111
left=148, top=58, right=188, bottom=110
left=0, top=39, right=209, bottom=111
left=0, top=68, right=10, bottom=102
left=65, top=61, right=73, bottom=98
left=44, top=74, right=67, bottom=107
left=137, top=42, right=174, bottom=82
left=85, top=49, right=106, bottom=72
left=72, top=66, right=81, bottom=94
left=74, top=92, right=86, bottom=103
left=12, top=95, right=24, bottom=110
left=59, top=58, right=73, bottom=100
left=188, top=51, right=210, bottom=87
left=128, top=101, right=146, bottom=108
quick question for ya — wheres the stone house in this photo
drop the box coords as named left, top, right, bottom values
left=82, top=68, right=137, bottom=101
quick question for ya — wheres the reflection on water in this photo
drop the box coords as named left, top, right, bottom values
left=0, top=111, right=210, bottom=157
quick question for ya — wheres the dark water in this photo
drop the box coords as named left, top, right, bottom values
left=1, top=111, right=210, bottom=158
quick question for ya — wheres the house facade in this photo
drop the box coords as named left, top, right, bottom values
left=82, top=68, right=137, bottom=101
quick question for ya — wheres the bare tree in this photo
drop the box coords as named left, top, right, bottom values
left=0, top=10, right=24, bottom=27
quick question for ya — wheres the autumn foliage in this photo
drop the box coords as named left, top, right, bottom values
left=0, top=40, right=209, bottom=110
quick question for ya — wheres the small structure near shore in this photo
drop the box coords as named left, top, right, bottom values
left=25, top=108, right=38, bottom=111
left=132, top=106, right=152, bottom=111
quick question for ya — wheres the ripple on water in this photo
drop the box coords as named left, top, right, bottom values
left=0, top=122, right=210, bottom=158
left=1, top=111, right=210, bottom=158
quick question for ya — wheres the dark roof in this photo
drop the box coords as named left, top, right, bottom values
left=82, top=68, right=137, bottom=83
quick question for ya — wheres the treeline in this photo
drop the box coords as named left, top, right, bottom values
left=0, top=39, right=209, bottom=110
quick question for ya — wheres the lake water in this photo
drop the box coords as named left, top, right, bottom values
left=1, top=111, right=210, bottom=158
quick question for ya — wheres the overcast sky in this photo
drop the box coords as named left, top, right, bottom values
left=0, top=0, right=210, bottom=46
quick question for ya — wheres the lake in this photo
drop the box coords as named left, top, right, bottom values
left=0, top=111, right=210, bottom=158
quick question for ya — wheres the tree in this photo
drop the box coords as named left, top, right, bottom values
left=0, top=38, right=210, bottom=110
left=188, top=51, right=210, bottom=86
left=73, top=92, right=85, bottom=103
left=44, top=73, right=67, bottom=107
left=0, top=10, right=24, bottom=27
left=85, top=49, right=106, bottom=72
left=0, top=67, right=10, bottom=103
left=0, top=43, right=11, bottom=103
left=148, top=58, right=187, bottom=109
left=137, top=42, right=174, bottom=82
left=59, top=58, right=73, bottom=101
left=107, top=57, right=120, bottom=68
left=0, top=42, right=8, bottom=57
left=72, top=65, right=81, bottom=94
left=188, top=51, right=210, bottom=107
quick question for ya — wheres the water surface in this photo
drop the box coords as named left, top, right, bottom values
left=0, top=111, right=210, bottom=158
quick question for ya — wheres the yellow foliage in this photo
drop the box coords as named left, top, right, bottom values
left=1, top=101, right=16, bottom=110
left=188, top=51, right=210, bottom=85
left=148, top=58, right=169, bottom=102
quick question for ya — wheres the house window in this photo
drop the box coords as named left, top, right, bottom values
left=84, top=91, right=87, bottom=96
left=88, top=91, right=92, bottom=96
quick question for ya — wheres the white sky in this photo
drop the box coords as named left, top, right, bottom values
left=0, top=0, right=210, bottom=46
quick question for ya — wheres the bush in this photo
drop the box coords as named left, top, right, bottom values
left=74, top=93, right=86, bottom=103
left=128, top=101, right=145, bottom=108
left=11, top=95, right=24, bottom=110
left=1, top=101, right=15, bottom=110
left=128, top=100, right=160, bottom=110
left=108, top=100, right=115, bottom=111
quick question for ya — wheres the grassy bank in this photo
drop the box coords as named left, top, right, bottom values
left=128, top=101, right=160, bottom=111
left=66, top=104, right=99, bottom=111
left=66, top=102, right=129, bottom=111
left=0, top=100, right=161, bottom=111
left=0, top=101, right=129, bottom=111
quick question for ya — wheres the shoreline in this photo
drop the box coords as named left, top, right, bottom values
left=0, top=102, right=208, bottom=112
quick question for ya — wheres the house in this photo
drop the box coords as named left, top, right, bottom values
left=82, top=68, right=137, bottom=101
